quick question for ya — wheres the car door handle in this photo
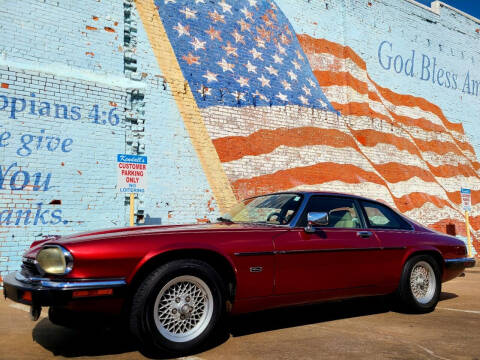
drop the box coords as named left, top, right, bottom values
left=356, top=231, right=373, bottom=238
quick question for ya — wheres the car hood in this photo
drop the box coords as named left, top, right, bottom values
left=29, top=222, right=285, bottom=249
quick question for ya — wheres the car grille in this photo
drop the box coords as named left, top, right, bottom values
left=21, top=258, right=41, bottom=277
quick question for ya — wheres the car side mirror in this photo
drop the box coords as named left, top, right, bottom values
left=305, top=212, right=329, bottom=233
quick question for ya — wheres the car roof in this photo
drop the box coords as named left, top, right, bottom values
left=258, top=191, right=377, bottom=202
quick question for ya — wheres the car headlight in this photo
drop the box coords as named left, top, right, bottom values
left=36, top=245, right=73, bottom=275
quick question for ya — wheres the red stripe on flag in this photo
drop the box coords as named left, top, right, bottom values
left=213, top=127, right=359, bottom=163
left=232, top=162, right=385, bottom=198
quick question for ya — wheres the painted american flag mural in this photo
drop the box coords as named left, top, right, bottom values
left=157, top=0, right=334, bottom=110
left=149, top=0, right=479, bottom=249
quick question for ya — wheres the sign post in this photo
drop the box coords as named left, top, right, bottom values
left=460, top=188, right=473, bottom=257
left=129, top=193, right=135, bottom=227
left=117, top=154, right=148, bottom=227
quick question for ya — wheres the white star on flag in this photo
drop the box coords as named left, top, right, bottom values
left=250, top=48, right=263, bottom=60
left=203, top=70, right=219, bottom=82
left=302, top=84, right=311, bottom=96
left=222, top=42, right=238, bottom=57
left=276, top=43, right=286, bottom=55
left=272, top=53, right=283, bottom=64
left=299, top=95, right=309, bottom=105
left=218, top=0, right=233, bottom=14
left=265, top=65, right=278, bottom=76
left=237, top=18, right=251, bottom=32
left=180, top=7, right=197, bottom=19
left=254, top=36, right=266, bottom=48
left=281, top=79, right=291, bottom=90
left=217, top=58, right=235, bottom=72
left=244, top=61, right=257, bottom=73
left=190, top=37, right=206, bottom=51
left=276, top=92, right=288, bottom=101
left=173, top=22, right=190, bottom=37
left=258, top=74, right=271, bottom=87
left=241, top=7, right=253, bottom=21
left=236, top=76, right=250, bottom=87
left=231, top=90, right=246, bottom=101
left=232, top=29, right=246, bottom=44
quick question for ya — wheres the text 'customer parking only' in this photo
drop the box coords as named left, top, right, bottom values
left=117, top=154, right=147, bottom=193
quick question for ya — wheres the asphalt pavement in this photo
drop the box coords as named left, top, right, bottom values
left=1, top=266, right=479, bottom=360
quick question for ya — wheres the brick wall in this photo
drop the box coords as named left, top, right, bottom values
left=0, top=0, right=129, bottom=275
left=0, top=0, right=479, bottom=278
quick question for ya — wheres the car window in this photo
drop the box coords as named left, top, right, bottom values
left=224, top=193, right=303, bottom=225
left=297, top=196, right=362, bottom=228
left=361, top=201, right=411, bottom=230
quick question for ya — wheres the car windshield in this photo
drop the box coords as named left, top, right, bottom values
left=218, top=193, right=303, bottom=225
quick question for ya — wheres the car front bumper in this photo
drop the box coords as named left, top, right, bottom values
left=444, top=257, right=476, bottom=271
left=3, top=271, right=127, bottom=307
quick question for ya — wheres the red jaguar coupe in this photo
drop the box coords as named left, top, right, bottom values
left=4, top=192, right=475, bottom=354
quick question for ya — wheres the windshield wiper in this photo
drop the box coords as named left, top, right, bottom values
left=216, top=217, right=234, bottom=223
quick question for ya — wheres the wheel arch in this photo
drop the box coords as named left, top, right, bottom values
left=402, top=249, right=445, bottom=275
left=126, top=249, right=238, bottom=305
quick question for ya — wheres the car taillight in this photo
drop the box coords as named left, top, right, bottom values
left=455, top=245, right=467, bottom=256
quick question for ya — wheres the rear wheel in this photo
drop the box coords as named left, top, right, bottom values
left=129, top=259, right=226, bottom=355
left=396, top=255, right=441, bottom=313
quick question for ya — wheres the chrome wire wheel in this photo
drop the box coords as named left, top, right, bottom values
left=409, top=261, right=436, bottom=304
left=153, top=275, right=214, bottom=343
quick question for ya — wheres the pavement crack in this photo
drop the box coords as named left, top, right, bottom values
left=415, top=344, right=451, bottom=360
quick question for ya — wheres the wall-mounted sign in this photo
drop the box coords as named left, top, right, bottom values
left=117, top=154, right=147, bottom=193
left=460, top=188, right=471, bottom=211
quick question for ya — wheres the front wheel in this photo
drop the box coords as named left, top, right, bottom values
left=396, top=255, right=441, bottom=313
left=129, top=259, right=226, bottom=355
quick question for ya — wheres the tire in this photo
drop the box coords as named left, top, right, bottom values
left=129, top=259, right=226, bottom=355
left=396, top=254, right=441, bottom=313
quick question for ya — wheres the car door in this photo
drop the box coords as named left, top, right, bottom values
left=359, top=200, right=410, bottom=286
left=274, top=195, right=383, bottom=295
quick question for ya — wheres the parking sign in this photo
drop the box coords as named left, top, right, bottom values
left=117, top=154, right=148, bottom=193
left=460, top=188, right=471, bottom=211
